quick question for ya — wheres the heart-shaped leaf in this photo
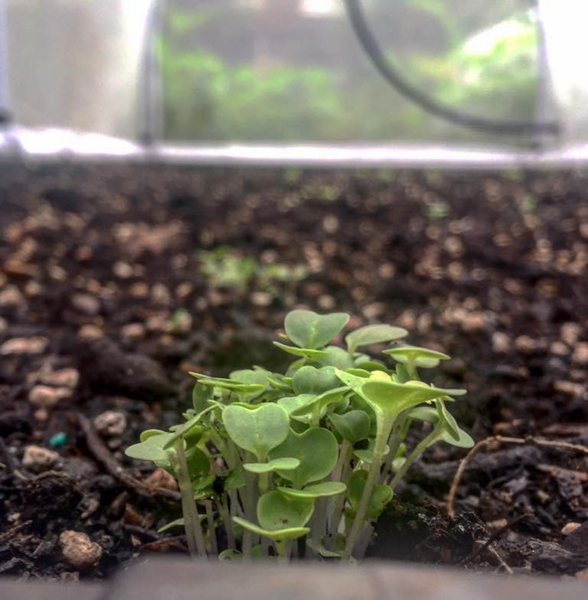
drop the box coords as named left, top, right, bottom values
left=232, top=517, right=309, bottom=543
left=244, top=457, right=301, bottom=474
left=346, top=324, right=407, bottom=354
left=306, top=539, right=343, bottom=558
left=266, top=374, right=293, bottom=392
left=273, top=342, right=328, bottom=360
left=353, top=360, right=390, bottom=372
left=163, top=405, right=215, bottom=449
left=230, top=369, right=269, bottom=383
left=436, top=398, right=461, bottom=440
left=383, top=344, right=450, bottom=369
left=158, top=518, right=185, bottom=533
left=285, top=358, right=307, bottom=377
left=285, top=310, right=349, bottom=349
left=278, top=481, right=346, bottom=499
left=139, top=429, right=167, bottom=442
left=353, top=441, right=389, bottom=464
left=125, top=432, right=175, bottom=462
left=328, top=410, right=371, bottom=442
left=218, top=549, right=242, bottom=562
left=180, top=424, right=205, bottom=446
left=278, top=394, right=315, bottom=416
left=218, top=547, right=269, bottom=562
left=290, top=387, right=346, bottom=419
left=190, top=372, right=266, bottom=394
left=423, top=399, right=473, bottom=448
left=408, top=406, right=439, bottom=423
left=361, top=380, right=463, bottom=424
left=334, top=368, right=371, bottom=390
left=292, top=366, right=339, bottom=395
left=332, top=395, right=351, bottom=415
left=192, top=383, right=211, bottom=413
left=270, top=427, right=339, bottom=488
left=441, top=427, right=474, bottom=448
left=320, top=346, right=355, bottom=370
left=348, top=470, right=393, bottom=518
left=192, top=473, right=215, bottom=493
left=257, top=490, right=314, bottom=531
left=230, top=370, right=271, bottom=401
left=223, top=403, right=290, bottom=460
left=185, top=445, right=210, bottom=478
left=224, top=466, right=246, bottom=491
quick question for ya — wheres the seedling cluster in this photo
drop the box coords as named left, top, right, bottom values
left=198, top=247, right=308, bottom=295
left=126, top=310, right=473, bottom=562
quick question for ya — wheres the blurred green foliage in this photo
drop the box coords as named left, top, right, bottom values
left=161, top=47, right=355, bottom=141
left=197, top=247, right=258, bottom=292
left=160, top=2, right=538, bottom=142
left=414, top=13, right=537, bottom=122
left=198, top=246, right=309, bottom=296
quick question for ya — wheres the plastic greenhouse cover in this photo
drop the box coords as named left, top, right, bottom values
left=0, top=0, right=587, bottom=166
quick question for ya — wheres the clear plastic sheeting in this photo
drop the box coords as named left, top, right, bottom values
left=0, top=0, right=587, bottom=163
left=159, top=0, right=545, bottom=145
left=540, top=0, right=588, bottom=143
left=3, top=0, right=154, bottom=139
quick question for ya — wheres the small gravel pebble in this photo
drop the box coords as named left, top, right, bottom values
left=0, top=285, right=25, bottom=307
left=145, top=468, right=178, bottom=491
left=113, top=261, right=134, bottom=278
left=514, top=335, right=544, bottom=355
left=492, top=332, right=511, bottom=354
left=561, top=522, right=582, bottom=536
left=550, top=341, right=570, bottom=356
left=93, top=410, right=127, bottom=437
left=121, top=323, right=146, bottom=340
left=40, top=368, right=80, bottom=389
left=22, top=445, right=60, bottom=471
left=59, top=531, right=102, bottom=570
left=72, top=293, right=101, bottom=316
left=572, top=342, right=588, bottom=366
left=28, top=385, right=72, bottom=408
left=78, top=324, right=104, bottom=339
left=0, top=336, right=48, bottom=355
left=554, top=381, right=586, bottom=399
left=250, top=292, right=272, bottom=308
left=561, top=322, right=582, bottom=346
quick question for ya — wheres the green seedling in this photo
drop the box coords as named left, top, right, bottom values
left=198, top=247, right=257, bottom=293
left=223, top=404, right=290, bottom=461
left=345, top=324, right=408, bottom=355
left=234, top=490, right=314, bottom=561
left=270, top=427, right=339, bottom=488
left=273, top=342, right=328, bottom=360
left=125, top=310, right=474, bottom=563
left=198, top=246, right=308, bottom=297
left=278, top=481, right=346, bottom=499
left=285, top=310, right=349, bottom=349
left=383, top=344, right=450, bottom=378
left=244, top=458, right=301, bottom=475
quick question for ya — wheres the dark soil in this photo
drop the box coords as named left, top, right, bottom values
left=0, top=164, right=587, bottom=581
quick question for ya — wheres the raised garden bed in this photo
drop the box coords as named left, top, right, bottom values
left=0, top=164, right=587, bottom=581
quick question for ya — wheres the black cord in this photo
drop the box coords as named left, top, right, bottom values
left=343, top=0, right=559, bottom=136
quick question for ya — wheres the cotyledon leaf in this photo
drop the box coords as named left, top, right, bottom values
left=285, top=310, right=349, bottom=349
left=223, top=403, right=290, bottom=459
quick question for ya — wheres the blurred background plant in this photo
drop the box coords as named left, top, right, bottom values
left=198, top=246, right=309, bottom=297
left=160, top=0, right=539, bottom=144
